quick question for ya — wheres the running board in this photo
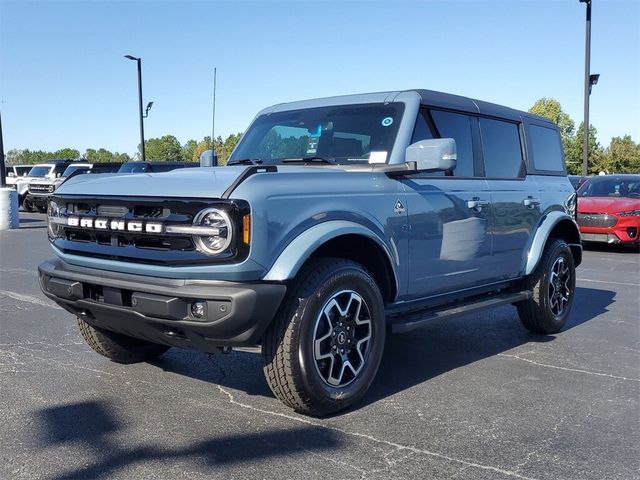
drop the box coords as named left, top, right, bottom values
left=390, top=291, right=531, bottom=334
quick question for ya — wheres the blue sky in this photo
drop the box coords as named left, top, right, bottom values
left=1, top=0, right=638, bottom=157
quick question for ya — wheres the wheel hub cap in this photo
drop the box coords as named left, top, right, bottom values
left=313, top=290, right=372, bottom=387
left=548, top=257, right=572, bottom=318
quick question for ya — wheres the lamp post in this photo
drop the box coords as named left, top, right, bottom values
left=0, top=111, right=5, bottom=188
left=579, top=0, right=599, bottom=176
left=124, top=55, right=149, bottom=162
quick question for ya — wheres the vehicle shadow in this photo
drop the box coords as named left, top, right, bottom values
left=150, top=286, right=615, bottom=414
left=35, top=400, right=342, bottom=480
left=361, top=285, right=615, bottom=409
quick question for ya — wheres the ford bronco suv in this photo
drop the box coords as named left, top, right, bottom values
left=39, top=89, right=581, bottom=415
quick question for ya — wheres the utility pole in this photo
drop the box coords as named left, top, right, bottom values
left=580, top=0, right=593, bottom=176
left=125, top=55, right=147, bottom=162
left=212, top=67, right=217, bottom=161
left=0, top=111, right=5, bottom=188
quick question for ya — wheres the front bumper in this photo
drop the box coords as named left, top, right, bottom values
left=578, top=217, right=639, bottom=244
left=39, top=259, right=287, bottom=351
left=26, top=193, right=50, bottom=207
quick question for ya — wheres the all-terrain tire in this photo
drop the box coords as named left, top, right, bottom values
left=517, top=239, right=576, bottom=334
left=21, top=196, right=34, bottom=212
left=262, top=258, right=386, bottom=416
left=77, top=317, right=170, bottom=364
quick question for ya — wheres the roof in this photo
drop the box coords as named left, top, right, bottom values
left=261, top=88, right=555, bottom=126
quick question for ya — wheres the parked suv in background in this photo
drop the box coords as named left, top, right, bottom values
left=27, top=162, right=123, bottom=212
left=16, top=159, right=80, bottom=211
left=5, top=165, right=32, bottom=188
left=576, top=174, right=640, bottom=245
left=40, top=89, right=581, bottom=415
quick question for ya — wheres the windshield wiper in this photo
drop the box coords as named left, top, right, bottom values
left=281, top=156, right=336, bottom=164
left=228, top=158, right=262, bottom=165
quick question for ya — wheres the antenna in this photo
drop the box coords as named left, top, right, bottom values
left=212, top=67, right=216, bottom=155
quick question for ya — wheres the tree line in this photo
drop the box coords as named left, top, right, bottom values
left=4, top=133, right=243, bottom=166
left=5, top=99, right=639, bottom=174
left=528, top=98, right=639, bottom=175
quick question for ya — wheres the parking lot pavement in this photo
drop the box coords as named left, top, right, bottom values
left=1, top=212, right=638, bottom=480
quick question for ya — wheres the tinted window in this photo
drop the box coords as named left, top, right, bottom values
left=480, top=118, right=523, bottom=178
left=529, top=125, right=564, bottom=172
left=411, top=110, right=434, bottom=143
left=578, top=176, right=640, bottom=198
left=431, top=110, right=474, bottom=177
left=118, top=163, right=149, bottom=173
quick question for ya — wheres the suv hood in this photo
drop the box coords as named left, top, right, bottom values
left=578, top=196, right=640, bottom=214
left=57, top=166, right=250, bottom=198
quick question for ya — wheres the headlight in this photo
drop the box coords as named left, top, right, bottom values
left=192, top=208, right=233, bottom=255
left=47, top=200, right=62, bottom=238
left=617, top=210, right=640, bottom=217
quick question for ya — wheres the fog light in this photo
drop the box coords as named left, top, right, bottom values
left=191, top=301, right=207, bottom=319
left=627, top=227, right=637, bottom=238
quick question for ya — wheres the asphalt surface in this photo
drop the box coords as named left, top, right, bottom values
left=1, top=212, right=638, bottom=480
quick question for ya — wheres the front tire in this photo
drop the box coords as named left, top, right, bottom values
left=262, top=258, right=386, bottom=416
left=21, top=196, right=34, bottom=212
left=77, top=317, right=170, bottom=363
left=517, top=239, right=576, bottom=334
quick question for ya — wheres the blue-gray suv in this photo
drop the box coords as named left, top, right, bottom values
left=39, top=89, right=582, bottom=415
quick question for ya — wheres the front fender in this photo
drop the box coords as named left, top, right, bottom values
left=262, top=220, right=399, bottom=286
left=525, top=211, right=581, bottom=275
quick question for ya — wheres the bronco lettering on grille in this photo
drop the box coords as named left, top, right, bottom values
left=66, top=216, right=163, bottom=233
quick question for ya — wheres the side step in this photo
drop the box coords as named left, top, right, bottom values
left=389, top=291, right=531, bottom=334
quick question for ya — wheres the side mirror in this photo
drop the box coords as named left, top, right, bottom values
left=199, top=149, right=218, bottom=167
left=405, top=138, right=457, bottom=172
left=7, top=172, right=15, bottom=178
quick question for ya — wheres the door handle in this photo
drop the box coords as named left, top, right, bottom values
left=523, top=197, right=541, bottom=208
left=467, top=198, right=489, bottom=210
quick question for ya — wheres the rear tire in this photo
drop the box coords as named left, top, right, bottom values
left=77, top=317, right=170, bottom=364
left=262, top=258, right=386, bottom=416
left=517, top=239, right=576, bottom=334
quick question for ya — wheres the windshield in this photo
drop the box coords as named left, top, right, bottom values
left=62, top=165, right=91, bottom=177
left=118, top=163, right=149, bottom=173
left=229, top=103, right=405, bottom=165
left=578, top=176, right=640, bottom=198
left=27, top=166, right=53, bottom=177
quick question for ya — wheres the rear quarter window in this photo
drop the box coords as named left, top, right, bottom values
left=529, top=125, right=564, bottom=172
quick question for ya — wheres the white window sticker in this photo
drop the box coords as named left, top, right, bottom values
left=368, top=151, right=388, bottom=164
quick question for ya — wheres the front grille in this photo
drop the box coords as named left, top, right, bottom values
left=50, top=195, right=250, bottom=265
left=29, top=183, right=54, bottom=194
left=577, top=213, right=617, bottom=228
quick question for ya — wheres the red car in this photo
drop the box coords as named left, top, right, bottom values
left=577, top=174, right=640, bottom=245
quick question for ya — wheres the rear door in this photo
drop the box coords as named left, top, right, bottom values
left=402, top=109, right=495, bottom=298
left=479, top=117, right=540, bottom=280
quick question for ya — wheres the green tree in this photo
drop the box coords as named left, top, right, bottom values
left=604, top=135, right=640, bottom=174
left=53, top=148, right=80, bottom=159
left=528, top=98, right=575, bottom=140
left=182, top=139, right=198, bottom=163
left=144, top=135, right=184, bottom=161
left=84, top=148, right=131, bottom=163
left=565, top=122, right=603, bottom=175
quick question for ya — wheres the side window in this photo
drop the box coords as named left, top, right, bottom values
left=411, top=109, right=434, bottom=144
left=529, top=125, right=564, bottom=172
left=479, top=118, right=523, bottom=178
left=430, top=110, right=474, bottom=177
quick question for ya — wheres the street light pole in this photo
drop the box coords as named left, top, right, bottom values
left=125, top=55, right=146, bottom=162
left=212, top=67, right=216, bottom=159
left=580, top=0, right=592, bottom=176
left=0, top=111, right=6, bottom=188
